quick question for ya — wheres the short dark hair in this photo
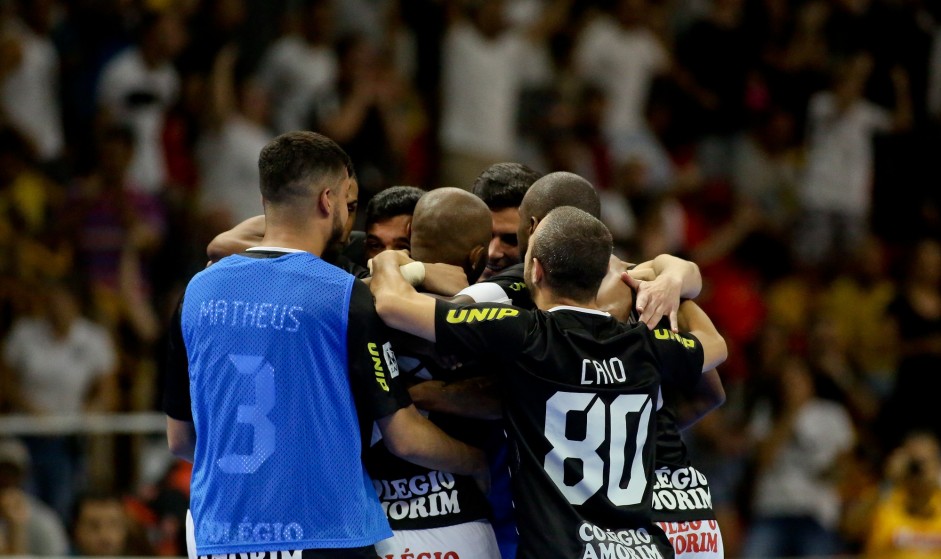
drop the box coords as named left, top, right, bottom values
left=472, top=162, right=542, bottom=210
left=531, top=206, right=612, bottom=302
left=365, top=186, right=425, bottom=228
left=258, top=131, right=352, bottom=204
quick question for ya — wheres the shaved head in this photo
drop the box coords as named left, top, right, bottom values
left=517, top=172, right=600, bottom=254
left=526, top=206, right=612, bottom=303
left=410, top=188, right=492, bottom=283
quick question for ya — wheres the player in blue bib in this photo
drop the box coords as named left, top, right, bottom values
left=164, top=131, right=487, bottom=559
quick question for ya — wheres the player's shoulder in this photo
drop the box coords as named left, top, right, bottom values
left=487, top=262, right=525, bottom=282
left=485, top=263, right=528, bottom=293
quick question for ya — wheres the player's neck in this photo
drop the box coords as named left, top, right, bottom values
left=260, top=224, right=330, bottom=257
left=533, top=289, right=600, bottom=313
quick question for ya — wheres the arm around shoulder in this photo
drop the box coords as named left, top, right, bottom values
left=378, top=405, right=489, bottom=490
left=207, top=215, right=266, bottom=262
left=370, top=250, right=438, bottom=341
left=677, top=300, right=727, bottom=371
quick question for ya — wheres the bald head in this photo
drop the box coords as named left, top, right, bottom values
left=410, top=188, right=493, bottom=283
left=518, top=172, right=600, bottom=254
left=527, top=206, right=612, bottom=303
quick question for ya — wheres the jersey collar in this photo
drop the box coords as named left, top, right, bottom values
left=547, top=305, right=611, bottom=317
left=246, top=246, right=305, bottom=254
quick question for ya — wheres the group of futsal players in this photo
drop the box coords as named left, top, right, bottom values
left=164, top=131, right=729, bottom=559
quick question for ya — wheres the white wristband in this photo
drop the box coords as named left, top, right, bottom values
left=400, top=261, right=426, bottom=286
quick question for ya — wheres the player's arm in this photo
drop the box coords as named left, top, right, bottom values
left=597, top=256, right=645, bottom=322
left=206, top=214, right=265, bottom=263
left=164, top=298, right=196, bottom=462
left=622, top=254, right=703, bottom=331
left=677, top=299, right=727, bottom=371
left=370, top=250, right=439, bottom=341
left=408, top=272, right=523, bottom=417
left=409, top=376, right=502, bottom=420
left=362, top=259, right=470, bottom=298
left=349, top=279, right=488, bottom=485
left=378, top=406, right=488, bottom=486
left=675, top=369, right=725, bottom=430
left=167, top=418, right=196, bottom=462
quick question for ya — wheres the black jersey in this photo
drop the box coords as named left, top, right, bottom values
left=481, top=263, right=533, bottom=309
left=364, top=353, right=494, bottom=530
left=627, top=315, right=716, bottom=523
left=433, top=301, right=705, bottom=559
left=471, top=264, right=719, bottom=524
left=649, top=393, right=716, bottom=523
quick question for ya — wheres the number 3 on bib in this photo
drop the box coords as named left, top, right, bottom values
left=543, top=392, right=652, bottom=506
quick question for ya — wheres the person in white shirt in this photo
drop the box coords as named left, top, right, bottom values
left=0, top=1, right=64, bottom=162
left=196, top=45, right=272, bottom=229
left=256, top=0, right=338, bottom=134
left=439, top=0, right=572, bottom=190
left=2, top=283, right=118, bottom=520
left=573, top=0, right=669, bottom=162
left=795, top=53, right=911, bottom=268
left=96, top=10, right=186, bottom=194
left=743, top=356, right=855, bottom=558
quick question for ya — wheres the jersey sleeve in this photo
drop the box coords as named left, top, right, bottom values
left=456, top=281, right=513, bottom=304
left=649, top=319, right=705, bottom=393
left=347, top=279, right=412, bottom=421
left=433, top=300, right=531, bottom=360
left=163, top=297, right=193, bottom=421
left=486, top=267, right=533, bottom=308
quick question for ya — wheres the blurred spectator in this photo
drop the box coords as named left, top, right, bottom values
left=865, top=431, right=941, bottom=558
left=438, top=0, right=571, bottom=189
left=795, top=53, right=912, bottom=269
left=318, top=34, right=421, bottom=200
left=1, top=282, right=117, bottom=519
left=881, top=239, right=941, bottom=448
left=0, top=0, right=64, bottom=164
left=742, top=356, right=855, bottom=557
left=67, top=125, right=163, bottom=346
left=837, top=443, right=883, bottom=553
left=0, top=126, right=69, bottom=282
left=573, top=0, right=669, bottom=163
left=0, top=438, right=68, bottom=556
left=730, top=106, right=800, bottom=237
left=758, top=0, right=830, bottom=119
left=819, top=235, right=897, bottom=397
left=256, top=0, right=338, bottom=134
left=196, top=45, right=271, bottom=230
left=930, top=24, right=941, bottom=120
left=806, top=310, right=880, bottom=425
left=96, top=10, right=186, bottom=194
left=674, top=0, right=755, bottom=174
left=70, top=491, right=150, bottom=556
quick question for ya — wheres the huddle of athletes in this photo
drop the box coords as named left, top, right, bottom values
left=163, top=131, right=728, bottom=559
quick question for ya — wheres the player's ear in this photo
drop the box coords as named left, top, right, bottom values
left=529, top=216, right=538, bottom=236
left=467, top=244, right=488, bottom=284
left=319, top=188, right=333, bottom=216
left=531, top=257, right=545, bottom=285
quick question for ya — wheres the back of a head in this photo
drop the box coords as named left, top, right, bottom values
left=531, top=206, right=612, bottom=302
left=258, top=131, right=352, bottom=206
left=521, top=171, right=601, bottom=223
left=365, top=186, right=425, bottom=228
left=410, top=188, right=492, bottom=281
left=472, top=162, right=543, bottom=210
